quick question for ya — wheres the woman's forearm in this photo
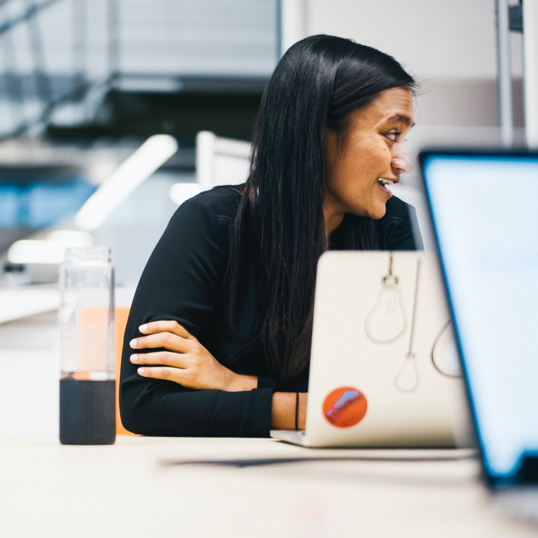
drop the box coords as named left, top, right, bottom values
left=227, top=375, right=309, bottom=430
left=271, top=392, right=307, bottom=430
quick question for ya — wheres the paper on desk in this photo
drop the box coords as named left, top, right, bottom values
left=0, top=287, right=60, bottom=324
left=160, top=448, right=477, bottom=468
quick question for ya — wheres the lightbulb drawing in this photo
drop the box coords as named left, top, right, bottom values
left=431, top=321, right=462, bottom=378
left=365, top=253, right=406, bottom=343
left=394, top=258, right=421, bottom=392
left=394, top=352, right=419, bottom=392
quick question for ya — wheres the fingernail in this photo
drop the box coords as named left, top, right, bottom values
left=139, top=324, right=148, bottom=332
left=137, top=367, right=145, bottom=375
left=130, top=339, right=137, bottom=348
left=130, top=355, right=138, bottom=362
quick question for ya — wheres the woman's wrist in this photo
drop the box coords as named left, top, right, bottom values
left=297, top=393, right=307, bottom=430
left=224, top=372, right=258, bottom=392
left=271, top=392, right=308, bottom=430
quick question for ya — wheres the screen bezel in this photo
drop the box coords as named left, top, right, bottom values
left=418, top=148, right=538, bottom=489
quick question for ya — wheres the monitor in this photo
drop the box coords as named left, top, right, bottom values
left=421, top=150, right=538, bottom=485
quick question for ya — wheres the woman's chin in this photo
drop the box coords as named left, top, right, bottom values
left=368, top=202, right=388, bottom=220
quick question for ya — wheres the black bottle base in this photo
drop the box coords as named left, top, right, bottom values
left=60, top=379, right=116, bottom=445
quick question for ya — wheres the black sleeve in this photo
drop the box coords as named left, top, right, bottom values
left=377, top=197, right=424, bottom=251
left=119, top=195, right=274, bottom=438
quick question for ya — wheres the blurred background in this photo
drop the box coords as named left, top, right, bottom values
left=0, top=0, right=524, bottom=286
left=0, top=0, right=278, bottom=286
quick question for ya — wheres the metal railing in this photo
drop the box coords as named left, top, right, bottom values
left=0, top=0, right=119, bottom=139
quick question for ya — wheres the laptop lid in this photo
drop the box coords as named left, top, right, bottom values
left=420, top=149, right=538, bottom=487
left=302, top=250, right=470, bottom=448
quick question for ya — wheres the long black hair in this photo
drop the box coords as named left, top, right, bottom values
left=231, top=35, right=417, bottom=384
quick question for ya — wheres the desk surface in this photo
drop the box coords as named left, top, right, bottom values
left=0, top=435, right=536, bottom=538
left=0, top=307, right=536, bottom=537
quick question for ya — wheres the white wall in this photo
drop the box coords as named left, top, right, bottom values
left=304, top=0, right=524, bottom=128
left=308, top=0, right=497, bottom=80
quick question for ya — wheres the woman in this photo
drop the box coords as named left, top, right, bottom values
left=119, top=35, right=421, bottom=437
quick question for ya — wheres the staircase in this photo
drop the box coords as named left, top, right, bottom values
left=0, top=0, right=278, bottom=140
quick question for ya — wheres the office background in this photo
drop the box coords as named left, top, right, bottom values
left=0, top=0, right=518, bottom=285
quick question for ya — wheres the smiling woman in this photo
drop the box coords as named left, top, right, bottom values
left=119, top=35, right=423, bottom=438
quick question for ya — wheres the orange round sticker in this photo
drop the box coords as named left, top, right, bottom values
left=323, top=387, right=367, bottom=428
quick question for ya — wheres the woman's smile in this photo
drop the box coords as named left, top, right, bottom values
left=375, top=178, right=395, bottom=199
left=376, top=177, right=398, bottom=198
left=377, top=178, right=398, bottom=186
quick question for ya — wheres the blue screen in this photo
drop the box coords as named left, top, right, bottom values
left=423, top=154, right=538, bottom=481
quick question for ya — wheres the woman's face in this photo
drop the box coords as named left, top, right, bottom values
left=324, top=87, right=414, bottom=233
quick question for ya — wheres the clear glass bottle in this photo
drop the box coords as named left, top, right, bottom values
left=59, top=246, right=116, bottom=445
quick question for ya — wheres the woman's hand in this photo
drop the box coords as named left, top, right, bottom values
left=129, top=320, right=257, bottom=392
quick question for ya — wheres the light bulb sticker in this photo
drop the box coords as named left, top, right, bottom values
left=323, top=387, right=367, bottom=428
left=432, top=321, right=462, bottom=378
left=394, top=258, right=421, bottom=392
left=365, top=252, right=406, bottom=343
left=395, top=353, right=419, bottom=392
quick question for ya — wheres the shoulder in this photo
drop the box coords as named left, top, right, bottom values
left=378, top=195, right=411, bottom=225
left=167, top=184, right=243, bottom=235
left=153, top=185, right=243, bottom=258
left=180, top=184, right=243, bottom=225
left=375, top=196, right=423, bottom=250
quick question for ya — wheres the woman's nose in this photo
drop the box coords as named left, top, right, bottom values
left=391, top=142, right=414, bottom=175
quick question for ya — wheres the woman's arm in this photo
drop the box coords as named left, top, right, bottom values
left=120, top=191, right=297, bottom=437
left=271, top=392, right=307, bottom=430
left=128, top=319, right=307, bottom=430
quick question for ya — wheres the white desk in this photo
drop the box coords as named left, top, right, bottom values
left=0, top=436, right=536, bottom=538
left=0, top=307, right=537, bottom=537
left=0, top=287, right=135, bottom=435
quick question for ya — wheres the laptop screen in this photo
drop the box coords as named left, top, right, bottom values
left=421, top=151, right=538, bottom=485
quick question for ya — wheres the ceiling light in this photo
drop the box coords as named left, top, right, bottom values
left=75, top=135, right=178, bottom=231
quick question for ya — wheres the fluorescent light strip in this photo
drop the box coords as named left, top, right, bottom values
left=8, top=240, right=70, bottom=265
left=75, top=135, right=178, bottom=231
left=7, top=231, right=94, bottom=265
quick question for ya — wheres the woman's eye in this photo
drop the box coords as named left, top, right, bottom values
left=385, top=132, right=400, bottom=142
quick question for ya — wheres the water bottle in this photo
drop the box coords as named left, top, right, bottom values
left=59, top=246, right=116, bottom=445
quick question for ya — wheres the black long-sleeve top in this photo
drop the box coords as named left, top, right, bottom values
left=119, top=185, right=422, bottom=437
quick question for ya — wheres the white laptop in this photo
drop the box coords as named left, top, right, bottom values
left=271, top=250, right=472, bottom=448
left=420, top=149, right=538, bottom=523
